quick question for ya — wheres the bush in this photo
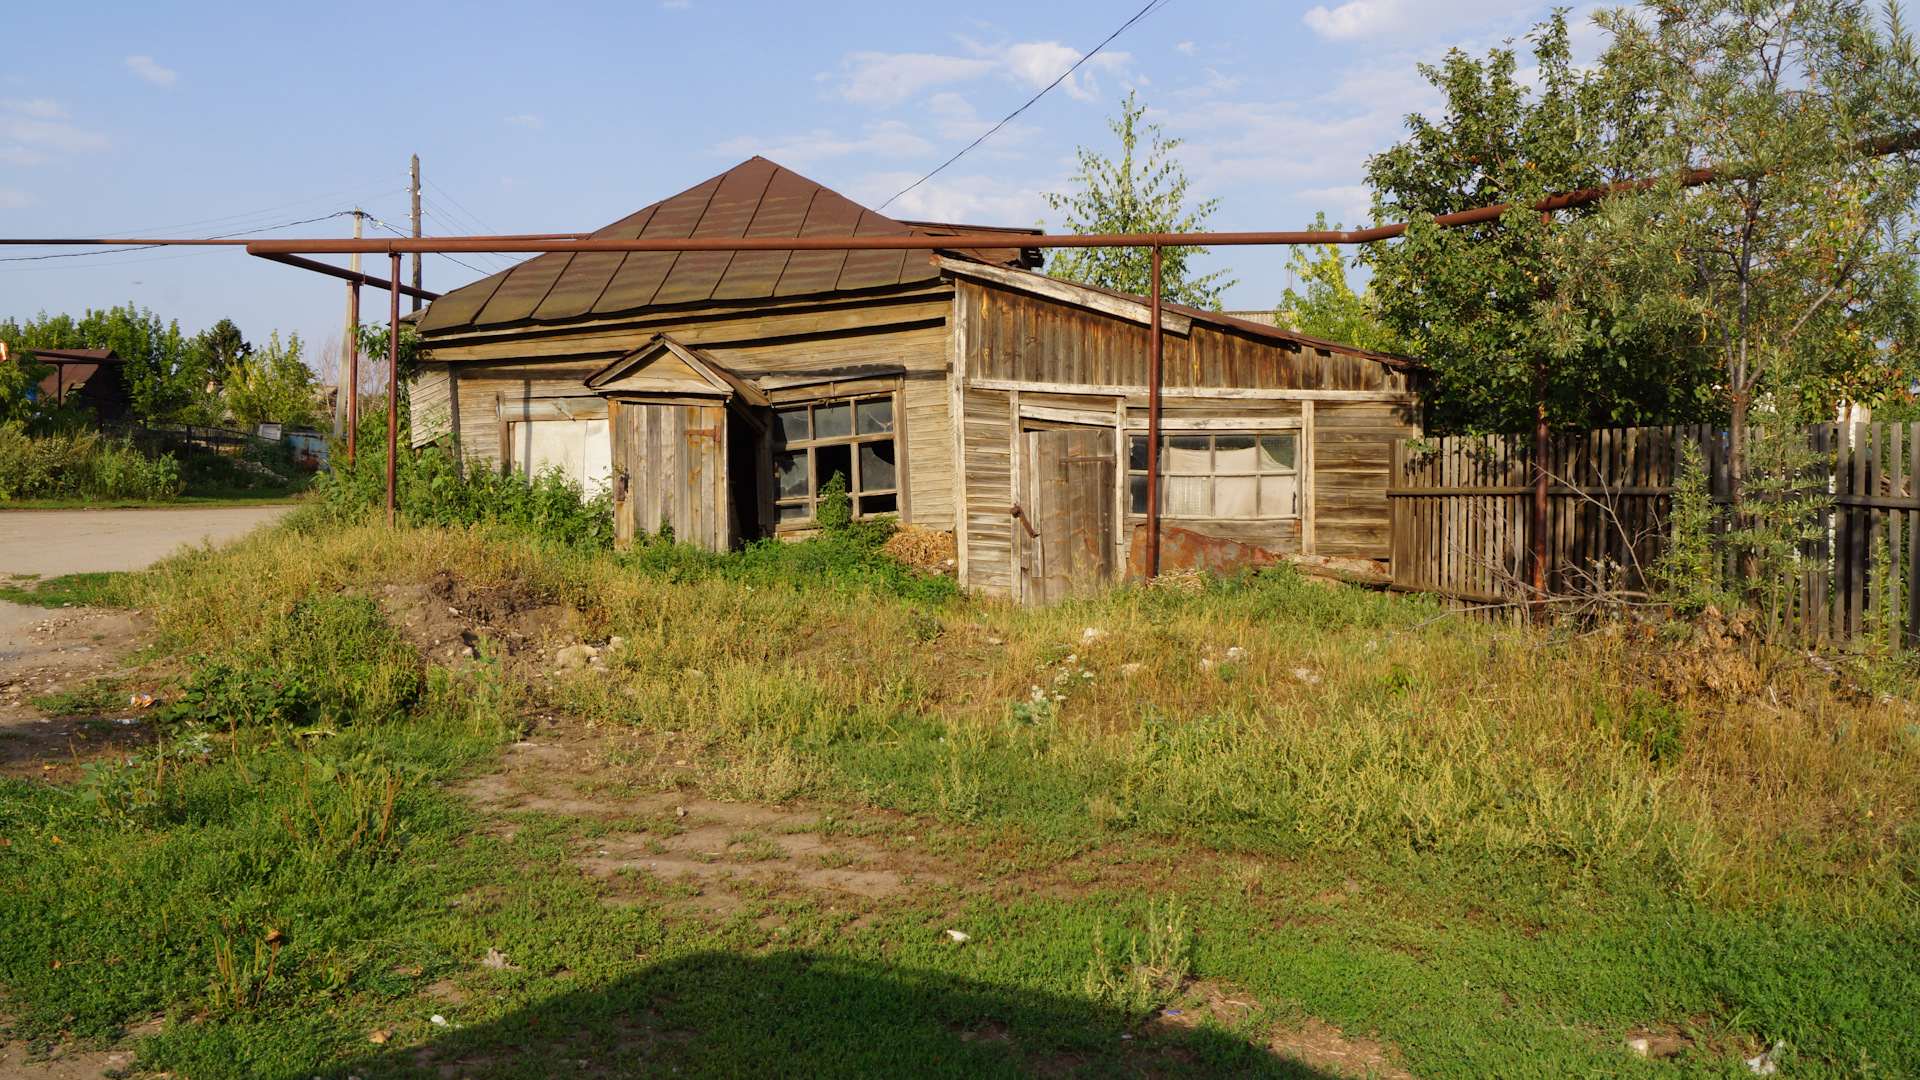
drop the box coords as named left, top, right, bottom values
left=0, top=423, right=182, bottom=501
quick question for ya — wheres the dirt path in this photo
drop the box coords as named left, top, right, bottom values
left=0, top=506, right=292, bottom=579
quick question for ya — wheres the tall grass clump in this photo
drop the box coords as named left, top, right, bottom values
left=0, top=422, right=182, bottom=501
left=299, top=412, right=614, bottom=549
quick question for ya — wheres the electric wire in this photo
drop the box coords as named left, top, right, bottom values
left=876, top=0, right=1174, bottom=211
left=366, top=216, right=496, bottom=278
left=0, top=211, right=358, bottom=263
left=76, top=176, right=406, bottom=239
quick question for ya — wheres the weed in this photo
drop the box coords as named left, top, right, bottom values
left=31, top=677, right=125, bottom=716
left=1083, top=898, right=1193, bottom=1016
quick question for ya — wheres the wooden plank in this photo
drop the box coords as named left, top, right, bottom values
left=966, top=377, right=1415, bottom=403
left=933, top=256, right=1194, bottom=336
left=1909, top=423, right=1920, bottom=647
left=1302, top=400, right=1316, bottom=556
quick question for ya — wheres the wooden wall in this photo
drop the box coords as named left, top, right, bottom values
left=952, top=279, right=1420, bottom=590
left=416, top=285, right=957, bottom=531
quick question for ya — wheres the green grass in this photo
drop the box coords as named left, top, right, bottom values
left=0, top=571, right=138, bottom=608
left=0, top=492, right=306, bottom=509
left=0, top=518, right=1913, bottom=1077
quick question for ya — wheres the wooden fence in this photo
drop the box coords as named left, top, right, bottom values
left=1388, top=423, right=1920, bottom=647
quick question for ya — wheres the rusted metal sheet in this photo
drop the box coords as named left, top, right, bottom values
left=1126, top=525, right=1286, bottom=581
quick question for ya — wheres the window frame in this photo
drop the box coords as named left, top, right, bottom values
left=771, top=389, right=904, bottom=529
left=1124, top=429, right=1302, bottom=521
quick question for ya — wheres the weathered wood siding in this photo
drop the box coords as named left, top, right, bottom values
left=954, top=279, right=1420, bottom=579
left=1315, top=401, right=1421, bottom=557
left=419, top=286, right=956, bottom=530
left=962, top=279, right=1416, bottom=393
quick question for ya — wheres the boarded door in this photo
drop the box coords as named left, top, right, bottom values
left=610, top=399, right=728, bottom=550
left=1018, top=428, right=1116, bottom=603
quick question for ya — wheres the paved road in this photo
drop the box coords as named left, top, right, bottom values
left=0, top=505, right=293, bottom=579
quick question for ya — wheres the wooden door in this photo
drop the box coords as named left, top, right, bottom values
left=1018, top=428, right=1116, bottom=603
left=610, top=399, right=728, bottom=550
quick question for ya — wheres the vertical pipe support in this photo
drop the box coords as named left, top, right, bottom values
left=1145, top=244, right=1164, bottom=580
left=1531, top=360, right=1549, bottom=616
left=386, top=252, right=400, bottom=525
left=346, top=283, right=360, bottom=465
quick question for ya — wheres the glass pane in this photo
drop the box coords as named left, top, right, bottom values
left=1129, top=475, right=1148, bottom=515
left=1215, top=476, right=1258, bottom=518
left=1166, top=435, right=1211, bottom=476
left=814, top=401, right=853, bottom=439
left=1128, top=435, right=1149, bottom=472
left=858, top=439, right=896, bottom=492
left=856, top=398, right=894, bottom=434
left=859, top=493, right=898, bottom=516
left=777, top=502, right=811, bottom=522
left=814, top=443, right=852, bottom=495
left=776, top=406, right=809, bottom=443
left=1215, top=435, right=1258, bottom=473
left=1260, top=475, right=1297, bottom=517
left=775, top=450, right=809, bottom=499
left=1261, top=434, right=1296, bottom=471
left=1165, top=475, right=1211, bottom=517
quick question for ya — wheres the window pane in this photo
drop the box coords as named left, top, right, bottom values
left=1215, top=435, right=1258, bottom=473
left=814, top=443, right=852, bottom=495
left=1260, top=475, right=1298, bottom=517
left=1128, top=435, right=1149, bottom=472
left=1166, top=475, right=1210, bottom=517
left=777, top=502, right=811, bottom=522
left=858, top=439, right=896, bottom=491
left=1129, top=475, right=1148, bottom=515
left=856, top=398, right=894, bottom=434
left=775, top=450, right=809, bottom=499
left=1261, top=434, right=1296, bottom=471
left=814, top=401, right=853, bottom=439
left=776, top=406, right=809, bottom=443
left=1215, top=475, right=1258, bottom=518
left=859, top=493, right=898, bottom=516
left=1166, top=435, right=1210, bottom=475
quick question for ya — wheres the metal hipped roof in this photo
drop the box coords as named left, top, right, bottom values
left=420, top=158, right=1016, bottom=336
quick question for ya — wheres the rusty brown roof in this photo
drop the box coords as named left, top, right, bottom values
left=420, top=158, right=1027, bottom=336
left=24, top=348, right=123, bottom=364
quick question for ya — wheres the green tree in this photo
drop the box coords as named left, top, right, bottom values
left=1044, top=91, right=1235, bottom=309
left=0, top=305, right=205, bottom=422
left=1278, top=213, right=1402, bottom=352
left=1547, top=0, right=1920, bottom=499
left=1362, top=13, right=1717, bottom=434
left=222, top=331, right=319, bottom=430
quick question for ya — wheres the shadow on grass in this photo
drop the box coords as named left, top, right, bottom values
left=253, top=951, right=1342, bottom=1080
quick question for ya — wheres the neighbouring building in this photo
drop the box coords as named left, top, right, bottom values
left=13, top=347, right=132, bottom=421
left=409, top=157, right=1424, bottom=601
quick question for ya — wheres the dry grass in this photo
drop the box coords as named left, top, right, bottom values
left=109, top=520, right=1920, bottom=912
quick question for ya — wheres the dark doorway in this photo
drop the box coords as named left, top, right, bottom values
left=727, top=411, right=765, bottom=546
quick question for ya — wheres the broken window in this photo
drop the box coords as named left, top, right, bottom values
left=1127, top=432, right=1299, bottom=519
left=771, top=393, right=899, bottom=524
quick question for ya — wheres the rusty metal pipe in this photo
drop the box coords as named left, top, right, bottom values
left=1146, top=244, right=1163, bottom=580
left=0, top=233, right=589, bottom=246
left=255, top=252, right=440, bottom=300
left=347, top=282, right=360, bottom=466
left=387, top=253, right=400, bottom=525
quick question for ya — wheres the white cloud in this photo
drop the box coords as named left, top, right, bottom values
left=124, top=55, right=178, bottom=86
left=0, top=188, right=35, bottom=208
left=1302, top=0, right=1530, bottom=43
left=661, top=0, right=690, bottom=7
left=503, top=114, right=544, bottom=129
left=0, top=97, right=109, bottom=163
left=715, top=120, right=934, bottom=165
left=500, top=176, right=519, bottom=187
left=822, top=40, right=1133, bottom=108
left=1292, top=185, right=1375, bottom=225
left=824, top=52, right=996, bottom=107
left=849, top=170, right=1046, bottom=226
left=1176, top=42, right=1196, bottom=56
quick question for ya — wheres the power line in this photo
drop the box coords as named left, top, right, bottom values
left=79, top=177, right=405, bottom=239
left=876, top=0, right=1173, bottom=212
left=0, top=211, right=356, bottom=263
left=366, top=216, right=497, bottom=277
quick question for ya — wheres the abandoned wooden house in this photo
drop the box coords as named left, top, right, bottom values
left=408, top=157, right=1424, bottom=601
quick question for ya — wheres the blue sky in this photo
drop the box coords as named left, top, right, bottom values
left=2, top=0, right=1603, bottom=375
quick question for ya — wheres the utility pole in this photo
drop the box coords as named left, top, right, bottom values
left=336, top=208, right=365, bottom=447
left=410, top=155, right=423, bottom=312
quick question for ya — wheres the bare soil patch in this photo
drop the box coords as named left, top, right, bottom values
left=0, top=602, right=155, bottom=783
left=377, top=569, right=577, bottom=673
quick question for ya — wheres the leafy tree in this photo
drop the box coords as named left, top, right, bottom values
left=0, top=305, right=206, bottom=423
left=1546, top=0, right=1920, bottom=500
left=1044, top=91, right=1235, bottom=309
left=222, top=331, right=319, bottom=430
left=1362, top=13, right=1717, bottom=434
left=1278, top=213, right=1402, bottom=352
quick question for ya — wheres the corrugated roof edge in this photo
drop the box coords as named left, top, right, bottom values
left=936, top=254, right=1429, bottom=373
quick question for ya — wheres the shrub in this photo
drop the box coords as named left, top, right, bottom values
left=0, top=423, right=182, bottom=501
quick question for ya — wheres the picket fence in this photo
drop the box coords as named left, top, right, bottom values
left=1387, top=423, right=1920, bottom=646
